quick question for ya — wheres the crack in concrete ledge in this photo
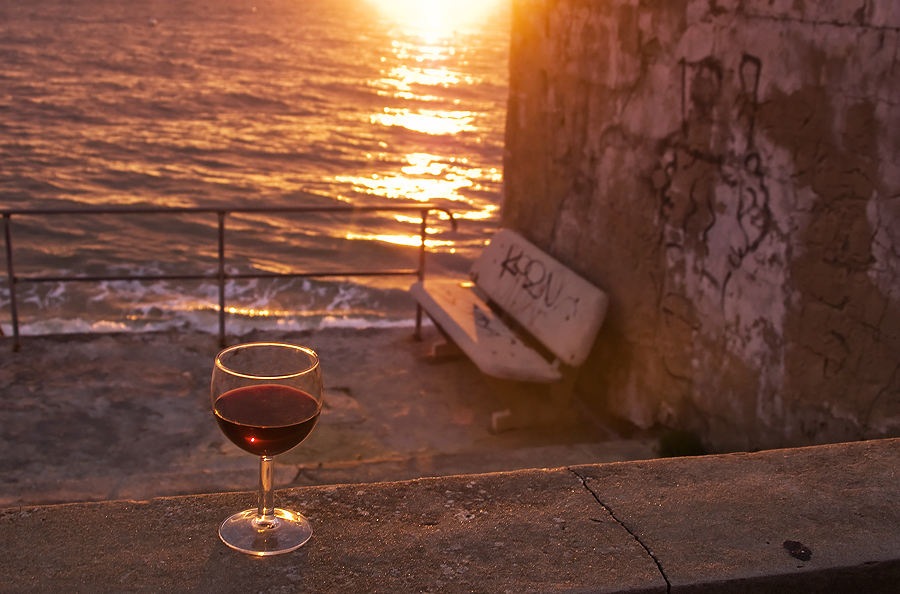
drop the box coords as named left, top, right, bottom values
left=569, top=467, right=672, bottom=594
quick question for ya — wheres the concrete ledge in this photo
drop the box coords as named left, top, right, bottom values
left=573, top=438, right=900, bottom=593
left=3, top=439, right=899, bottom=593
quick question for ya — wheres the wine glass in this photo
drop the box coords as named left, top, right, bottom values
left=211, top=342, right=324, bottom=556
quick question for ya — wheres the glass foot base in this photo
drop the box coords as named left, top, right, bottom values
left=218, top=508, right=312, bottom=556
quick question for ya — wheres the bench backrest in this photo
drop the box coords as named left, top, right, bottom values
left=469, top=229, right=608, bottom=367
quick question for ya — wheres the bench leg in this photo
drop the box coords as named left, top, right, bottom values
left=430, top=339, right=464, bottom=359
left=414, top=304, right=423, bottom=341
left=419, top=318, right=465, bottom=361
left=488, top=367, right=579, bottom=432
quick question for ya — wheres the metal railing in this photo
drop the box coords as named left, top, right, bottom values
left=2, top=204, right=456, bottom=351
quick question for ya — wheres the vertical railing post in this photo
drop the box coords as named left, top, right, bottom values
left=217, top=211, right=227, bottom=348
left=3, top=214, right=21, bottom=352
left=414, top=208, right=428, bottom=340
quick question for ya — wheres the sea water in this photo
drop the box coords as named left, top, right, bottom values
left=0, top=0, right=509, bottom=335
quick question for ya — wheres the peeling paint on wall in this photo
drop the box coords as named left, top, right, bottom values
left=503, top=0, right=900, bottom=450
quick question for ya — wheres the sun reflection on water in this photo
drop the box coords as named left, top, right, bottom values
left=344, top=231, right=454, bottom=248
left=341, top=0, right=507, bottom=252
left=335, top=168, right=472, bottom=202
left=335, top=152, right=501, bottom=209
left=380, top=64, right=474, bottom=89
left=370, top=108, right=476, bottom=135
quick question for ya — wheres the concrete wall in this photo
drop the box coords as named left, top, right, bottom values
left=502, top=0, right=900, bottom=451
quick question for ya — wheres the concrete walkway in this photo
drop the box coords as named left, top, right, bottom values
left=0, top=325, right=656, bottom=506
left=2, top=439, right=899, bottom=593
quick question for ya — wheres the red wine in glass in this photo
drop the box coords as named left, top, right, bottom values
left=214, top=384, right=320, bottom=457
left=211, top=342, right=324, bottom=556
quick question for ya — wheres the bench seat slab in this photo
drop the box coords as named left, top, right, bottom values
left=410, top=279, right=562, bottom=383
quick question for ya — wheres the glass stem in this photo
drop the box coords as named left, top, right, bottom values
left=258, top=455, right=275, bottom=520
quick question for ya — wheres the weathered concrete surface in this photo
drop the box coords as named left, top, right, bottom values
left=2, top=439, right=899, bottom=593
left=575, top=438, right=900, bottom=593
left=0, top=327, right=656, bottom=506
left=0, top=469, right=665, bottom=594
left=503, top=0, right=900, bottom=451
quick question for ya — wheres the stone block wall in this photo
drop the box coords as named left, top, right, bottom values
left=502, top=0, right=900, bottom=451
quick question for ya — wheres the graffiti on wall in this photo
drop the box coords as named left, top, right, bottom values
left=657, top=53, right=775, bottom=306
left=651, top=50, right=791, bottom=414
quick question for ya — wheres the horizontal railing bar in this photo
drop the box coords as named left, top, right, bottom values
left=229, top=270, right=419, bottom=279
left=13, top=274, right=218, bottom=283
left=0, top=204, right=456, bottom=217
left=2, top=203, right=457, bottom=350
left=12, top=270, right=421, bottom=283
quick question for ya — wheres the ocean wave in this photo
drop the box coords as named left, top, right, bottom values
left=1, top=275, right=425, bottom=337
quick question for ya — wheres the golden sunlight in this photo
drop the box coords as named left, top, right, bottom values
left=345, top=232, right=454, bottom=248
left=365, top=0, right=503, bottom=32
left=370, top=108, right=476, bottom=135
left=335, top=152, right=503, bottom=208
left=334, top=152, right=500, bottom=237
left=334, top=170, right=472, bottom=201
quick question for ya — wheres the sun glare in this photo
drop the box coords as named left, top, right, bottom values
left=366, top=0, right=503, bottom=32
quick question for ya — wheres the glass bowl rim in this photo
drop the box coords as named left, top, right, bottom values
left=214, top=342, right=319, bottom=380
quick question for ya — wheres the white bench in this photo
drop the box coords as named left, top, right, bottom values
left=410, top=229, right=609, bottom=430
